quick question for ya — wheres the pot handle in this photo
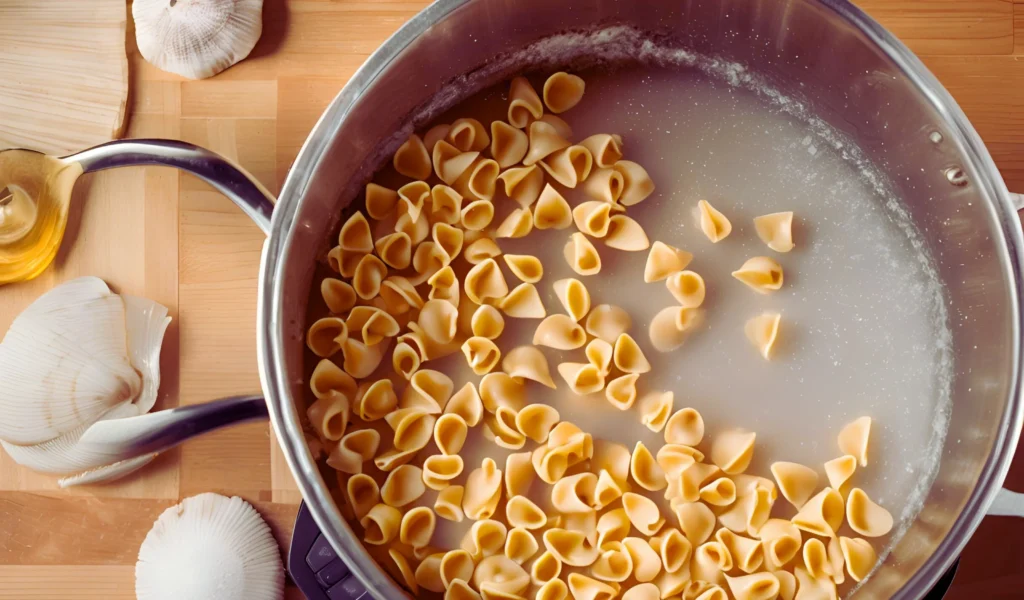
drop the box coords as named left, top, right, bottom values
left=987, top=487, right=1024, bottom=518
left=66, top=138, right=276, bottom=235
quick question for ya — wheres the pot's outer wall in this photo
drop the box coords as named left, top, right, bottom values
left=260, top=1, right=1024, bottom=598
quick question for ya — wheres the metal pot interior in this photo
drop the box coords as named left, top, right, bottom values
left=263, top=0, right=1024, bottom=597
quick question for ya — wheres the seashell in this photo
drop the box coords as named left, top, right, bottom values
left=135, top=493, right=283, bottom=600
left=0, top=277, right=171, bottom=486
left=133, top=0, right=264, bottom=80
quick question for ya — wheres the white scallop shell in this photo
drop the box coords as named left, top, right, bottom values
left=133, top=0, right=264, bottom=80
left=136, top=493, right=284, bottom=600
left=0, top=277, right=171, bottom=486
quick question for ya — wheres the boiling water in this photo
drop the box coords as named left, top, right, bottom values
left=314, top=62, right=952, bottom=593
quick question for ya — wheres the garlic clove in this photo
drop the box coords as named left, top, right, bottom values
left=136, top=493, right=284, bottom=600
left=133, top=0, right=264, bottom=80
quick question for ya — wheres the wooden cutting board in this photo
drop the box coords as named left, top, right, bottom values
left=0, top=1, right=1022, bottom=598
left=0, top=0, right=129, bottom=155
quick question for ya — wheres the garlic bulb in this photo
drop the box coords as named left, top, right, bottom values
left=133, top=0, right=264, bottom=80
left=0, top=277, right=171, bottom=487
left=136, top=493, right=284, bottom=600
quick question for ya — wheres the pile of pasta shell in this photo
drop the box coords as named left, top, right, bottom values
left=306, top=71, right=893, bottom=600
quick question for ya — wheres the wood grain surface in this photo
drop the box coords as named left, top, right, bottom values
left=1, top=1, right=1023, bottom=598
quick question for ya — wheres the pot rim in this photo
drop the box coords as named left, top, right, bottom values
left=257, top=1, right=1024, bottom=598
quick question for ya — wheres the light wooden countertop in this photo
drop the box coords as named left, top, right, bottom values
left=0, top=1, right=1022, bottom=598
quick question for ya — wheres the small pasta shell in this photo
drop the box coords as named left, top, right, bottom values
left=794, top=567, right=838, bottom=600
left=622, top=493, right=665, bottom=536
left=592, top=470, right=625, bottom=511
left=352, top=254, right=388, bottom=299
left=385, top=407, right=436, bottom=452
left=563, top=232, right=602, bottom=276
left=341, top=337, right=386, bottom=379
left=802, top=538, right=831, bottom=580
left=592, top=440, right=631, bottom=486
left=716, top=529, right=763, bottom=574
left=415, top=553, right=445, bottom=593
left=435, top=485, right=466, bottom=523
left=513, top=404, right=559, bottom=444
left=846, top=488, right=893, bottom=537
left=585, top=304, right=631, bottom=344
left=656, top=444, right=698, bottom=477
left=649, top=306, right=702, bottom=353
left=551, top=472, right=598, bottom=513
left=664, top=408, right=704, bottom=446
left=505, top=452, right=535, bottom=497
left=613, top=333, right=651, bottom=374
left=754, top=211, right=795, bottom=253
left=307, top=392, right=349, bottom=442
left=500, top=283, right=547, bottom=319
left=491, top=121, right=529, bottom=168
left=380, top=276, right=425, bottom=315
left=474, top=555, right=530, bottom=596
left=423, top=454, right=465, bottom=490
left=457, top=240, right=497, bottom=268
left=432, top=222, right=465, bottom=262
left=613, top=161, right=654, bottom=206
left=792, top=488, right=845, bottom=538
left=580, top=134, right=623, bottom=169
left=455, top=157, right=500, bottom=202
left=770, top=462, right=819, bottom=509
left=534, top=314, right=586, bottom=350
left=430, top=184, right=464, bottom=224
left=392, top=342, right=421, bottom=380
left=448, top=117, right=491, bottom=153
left=638, top=390, right=673, bottom=432
left=585, top=339, right=613, bottom=376
left=424, top=123, right=451, bottom=152
left=508, top=76, right=543, bottom=129
left=326, top=429, right=380, bottom=474
left=532, top=551, right=562, bottom=585
left=604, top=215, right=650, bottom=251
left=374, top=232, right=412, bottom=270
left=461, top=199, right=496, bottom=231
left=463, top=457, right=504, bottom=520
left=567, top=573, right=619, bottom=600
left=360, top=503, right=402, bottom=545
left=434, top=140, right=478, bottom=184
left=502, top=346, right=555, bottom=388
left=622, top=538, right=661, bottom=583
left=498, top=164, right=545, bottom=208
left=582, top=168, right=625, bottom=206
left=365, top=182, right=399, bottom=220
left=540, top=146, right=593, bottom=189
left=480, top=372, right=526, bottom=412
left=412, top=241, right=449, bottom=284
left=524, top=120, right=571, bottom=166
left=758, top=519, right=802, bottom=570
left=630, top=441, right=666, bottom=491
left=605, top=373, right=639, bottom=410
left=462, top=336, right=502, bottom=375
left=356, top=379, right=397, bottom=421
left=400, top=506, right=437, bottom=549
left=840, top=537, right=878, bottom=582
left=505, top=527, right=539, bottom=565
left=327, top=245, right=363, bottom=278
left=461, top=519, right=508, bottom=561
left=725, top=573, right=780, bottom=600
left=398, top=180, right=431, bottom=222
left=666, top=271, right=705, bottom=308
left=572, top=201, right=613, bottom=238
left=439, top=549, right=474, bottom=590
left=418, top=299, right=459, bottom=344
left=733, top=257, right=784, bottom=294
left=394, top=134, right=432, bottom=180
left=428, top=266, right=460, bottom=308
left=307, top=317, right=348, bottom=358
left=839, top=416, right=872, bottom=467
left=445, top=382, right=483, bottom=427
left=824, top=455, right=858, bottom=490
left=696, top=199, right=732, bottom=242
left=543, top=529, right=600, bottom=568
left=557, top=362, right=605, bottom=395
left=710, top=429, right=756, bottom=475
left=470, top=304, right=504, bottom=340
left=320, top=277, right=356, bottom=315
left=542, top=72, right=585, bottom=114
left=346, top=473, right=380, bottom=521
left=348, top=306, right=400, bottom=346
left=339, top=211, right=374, bottom=253
left=644, top=241, right=693, bottom=283
left=396, top=206, right=431, bottom=244
left=699, top=477, right=737, bottom=506
left=553, top=278, right=591, bottom=322
left=672, top=501, right=716, bottom=547
left=538, top=113, right=572, bottom=139
left=506, top=495, right=546, bottom=530
left=447, top=579, right=481, bottom=600
left=596, top=508, right=630, bottom=548
left=485, top=406, right=527, bottom=450
left=496, top=206, right=534, bottom=239
left=503, top=254, right=543, bottom=284
left=407, top=369, right=453, bottom=411
left=434, top=413, right=469, bottom=455
left=532, top=185, right=573, bottom=230
left=658, top=528, right=692, bottom=574
left=465, top=258, right=509, bottom=304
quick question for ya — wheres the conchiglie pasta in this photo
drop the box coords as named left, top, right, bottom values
left=395, top=208, right=431, bottom=244
left=839, top=416, right=872, bottom=467
left=630, top=441, right=666, bottom=491
left=361, top=503, right=403, bottom=546
left=744, top=312, right=782, bottom=360
left=455, top=157, right=500, bottom=202
left=534, top=314, right=586, bottom=350
left=658, top=528, right=692, bottom=573
left=385, top=407, right=436, bottom=452
left=321, top=278, right=357, bottom=314
left=415, top=553, right=445, bottom=593
left=543, top=529, right=599, bottom=567
left=592, top=440, right=631, bottom=486
left=622, top=492, right=665, bottom=536
left=380, top=276, right=425, bottom=315
left=503, top=254, right=543, bottom=283
left=394, top=134, right=432, bottom=180
left=664, top=408, right=704, bottom=446
left=461, top=199, right=496, bottom=231
left=475, top=555, right=530, bottom=595
left=327, top=429, right=380, bottom=474
left=580, top=134, right=623, bottom=169
left=434, top=413, right=469, bottom=455
left=496, top=206, right=534, bottom=239
left=464, top=236, right=502, bottom=265
left=374, top=232, right=413, bottom=270
left=400, top=506, right=437, bottom=549
left=710, top=429, right=756, bottom=475
left=532, top=551, right=563, bottom=585
left=381, top=464, right=426, bottom=507
left=418, top=299, right=459, bottom=344
left=327, top=245, right=363, bottom=278
left=398, top=180, right=431, bottom=222
left=564, top=232, right=602, bottom=276
left=505, top=451, right=535, bottom=497
left=463, top=457, right=504, bottom=520
left=543, top=72, right=585, bottom=113
left=479, top=372, right=526, bottom=413
left=348, top=306, right=400, bottom=346
left=540, top=146, right=593, bottom=189
left=724, top=572, right=779, bottom=600
left=446, top=579, right=481, bottom=600
left=638, top=390, right=673, bottom=432
left=824, top=455, right=858, bottom=490
left=792, top=487, right=845, bottom=538
left=802, top=538, right=831, bottom=580
left=508, top=77, right=543, bottom=129
left=572, top=201, right=614, bottom=238
left=524, top=120, right=571, bottom=166
left=846, top=488, right=893, bottom=537
left=754, top=211, right=795, bottom=253
left=539, top=114, right=573, bottom=139
left=551, top=472, right=598, bottom=513
left=500, top=283, right=547, bottom=319
left=656, top=444, right=698, bottom=477
left=700, top=477, right=738, bottom=507
left=666, top=271, right=705, bottom=308
left=757, top=518, right=802, bottom=570
left=506, top=495, right=547, bottom=530
left=591, top=542, right=634, bottom=583
left=839, top=536, right=877, bottom=582
left=505, top=527, right=540, bottom=565
left=448, top=117, right=491, bottom=153
left=612, top=333, right=651, bottom=374
left=770, top=461, right=819, bottom=509
left=690, top=540, right=733, bottom=585
left=392, top=342, right=421, bottom=380
left=537, top=579, right=569, bottom=600
left=445, top=382, right=483, bottom=427
left=732, top=257, right=784, bottom=294
left=533, top=184, right=574, bottom=229
left=435, top=485, right=466, bottom=522
left=430, top=184, right=464, bottom=225
left=515, top=403, right=559, bottom=443
left=672, top=501, right=716, bottom=546
left=309, top=358, right=356, bottom=403
left=622, top=537, right=662, bottom=583
left=412, top=241, right=449, bottom=283
left=423, top=454, right=465, bottom=490
left=648, top=306, right=701, bottom=353
left=592, top=470, right=626, bottom=511
left=346, top=473, right=380, bottom=521
left=462, top=336, right=502, bottom=375
left=557, top=362, right=605, bottom=395
left=374, top=446, right=418, bottom=472
left=355, top=379, right=397, bottom=421
left=366, top=182, right=399, bottom=220
left=462, top=519, right=509, bottom=561
left=352, top=254, right=388, bottom=300
left=498, top=165, right=545, bottom=208
left=582, top=168, right=625, bottom=206
left=427, top=267, right=460, bottom=308
left=307, top=317, right=348, bottom=358
left=432, top=222, right=465, bottom=263
left=491, top=121, right=529, bottom=168
left=553, top=278, right=591, bottom=322
left=339, top=212, right=374, bottom=253
left=403, top=369, right=454, bottom=413
left=604, top=215, right=650, bottom=251
left=433, top=140, right=478, bottom=185
left=465, top=258, right=509, bottom=304
left=605, top=373, right=639, bottom=410
left=613, top=161, right=655, bottom=206
left=423, top=123, right=451, bottom=151
left=697, top=199, right=732, bottom=243
left=485, top=406, right=527, bottom=450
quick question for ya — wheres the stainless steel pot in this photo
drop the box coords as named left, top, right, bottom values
left=61, top=0, right=1024, bottom=597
